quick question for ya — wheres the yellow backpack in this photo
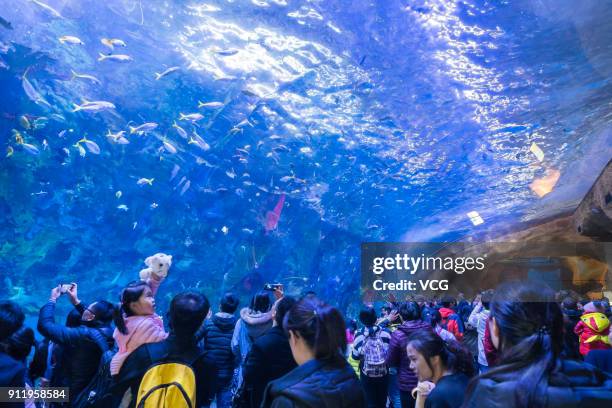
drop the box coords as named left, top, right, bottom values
left=135, top=345, right=203, bottom=408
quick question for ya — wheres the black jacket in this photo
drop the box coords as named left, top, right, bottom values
left=462, top=359, right=612, bottom=408
left=585, top=350, right=612, bottom=375
left=0, top=351, right=25, bottom=408
left=196, top=312, right=237, bottom=381
left=562, top=308, right=582, bottom=360
left=112, top=334, right=217, bottom=408
left=37, top=301, right=114, bottom=396
left=261, top=358, right=366, bottom=408
left=243, top=326, right=297, bottom=408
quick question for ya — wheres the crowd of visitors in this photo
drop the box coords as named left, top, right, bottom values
left=1, top=270, right=612, bottom=408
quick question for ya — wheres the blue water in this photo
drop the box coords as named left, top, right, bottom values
left=1, top=0, right=611, bottom=317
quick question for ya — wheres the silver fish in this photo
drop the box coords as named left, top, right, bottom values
left=59, top=36, right=84, bottom=45
left=179, top=113, right=204, bottom=122
left=129, top=122, right=158, bottom=134
left=163, top=140, right=177, bottom=154
left=170, top=164, right=180, bottom=181
left=98, top=53, right=133, bottom=62
left=172, top=121, right=188, bottom=139
left=22, top=67, right=51, bottom=107
left=21, top=143, right=40, bottom=155
left=180, top=180, right=191, bottom=195
left=72, top=101, right=115, bottom=113
left=197, top=101, right=224, bottom=109
left=155, top=66, right=180, bottom=80
left=30, top=0, right=64, bottom=19
left=71, top=70, right=101, bottom=85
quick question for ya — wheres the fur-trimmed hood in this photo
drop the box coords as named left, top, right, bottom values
left=240, top=307, right=273, bottom=339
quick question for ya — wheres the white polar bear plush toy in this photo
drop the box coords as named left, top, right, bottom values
left=139, top=253, right=173, bottom=280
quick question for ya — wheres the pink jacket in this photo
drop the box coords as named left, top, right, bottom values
left=110, top=276, right=168, bottom=375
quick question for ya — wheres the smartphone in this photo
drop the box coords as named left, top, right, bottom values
left=60, top=284, right=73, bottom=294
left=263, top=283, right=282, bottom=291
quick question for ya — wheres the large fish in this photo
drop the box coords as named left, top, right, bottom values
left=22, top=67, right=51, bottom=108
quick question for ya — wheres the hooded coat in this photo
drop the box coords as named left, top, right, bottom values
left=196, top=312, right=238, bottom=382
left=574, top=312, right=611, bottom=356
left=231, top=307, right=273, bottom=364
left=439, top=307, right=464, bottom=341
left=385, top=320, right=431, bottom=391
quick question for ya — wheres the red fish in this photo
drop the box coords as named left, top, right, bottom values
left=264, top=194, right=286, bottom=232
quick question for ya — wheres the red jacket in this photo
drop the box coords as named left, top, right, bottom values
left=439, top=307, right=464, bottom=341
left=484, top=316, right=499, bottom=366
left=574, top=312, right=611, bottom=356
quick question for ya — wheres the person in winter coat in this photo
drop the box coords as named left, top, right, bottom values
left=111, top=292, right=217, bottom=408
left=196, top=292, right=239, bottom=408
left=37, top=284, right=115, bottom=397
left=111, top=274, right=169, bottom=375
left=463, top=281, right=612, bottom=408
left=261, top=296, right=366, bottom=408
left=386, top=302, right=431, bottom=408
left=438, top=297, right=464, bottom=341
left=574, top=301, right=611, bottom=356
left=407, top=330, right=474, bottom=408
left=352, top=306, right=392, bottom=408
left=232, top=291, right=274, bottom=384
left=467, top=290, right=493, bottom=373
left=0, top=300, right=26, bottom=408
left=430, top=310, right=456, bottom=343
left=242, top=296, right=298, bottom=408
left=561, top=297, right=582, bottom=360
left=1, top=326, right=37, bottom=408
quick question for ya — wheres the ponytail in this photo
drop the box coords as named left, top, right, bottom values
left=283, top=297, right=347, bottom=364
left=115, top=280, right=150, bottom=335
left=114, top=303, right=128, bottom=335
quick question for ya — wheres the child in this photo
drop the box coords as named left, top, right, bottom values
left=110, top=272, right=168, bottom=375
left=574, top=301, right=611, bottom=356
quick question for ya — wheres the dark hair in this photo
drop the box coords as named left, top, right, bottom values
left=89, top=300, right=114, bottom=324
left=114, top=280, right=150, bottom=335
left=283, top=297, right=346, bottom=363
left=399, top=301, right=421, bottom=321
left=464, top=281, right=563, bottom=407
left=0, top=300, right=25, bottom=341
left=481, top=290, right=494, bottom=310
left=66, top=308, right=83, bottom=328
left=274, top=296, right=296, bottom=326
left=29, top=339, right=48, bottom=380
left=381, top=306, right=392, bottom=314
left=430, top=310, right=443, bottom=328
left=407, top=329, right=474, bottom=377
left=1, top=326, right=35, bottom=362
left=303, top=290, right=317, bottom=298
left=169, top=291, right=210, bottom=337
left=561, top=297, right=577, bottom=311
left=250, top=291, right=272, bottom=313
left=441, top=296, right=455, bottom=308
left=220, top=292, right=239, bottom=314
left=359, top=306, right=377, bottom=327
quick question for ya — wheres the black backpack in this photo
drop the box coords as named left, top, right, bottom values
left=71, top=329, right=116, bottom=408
